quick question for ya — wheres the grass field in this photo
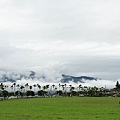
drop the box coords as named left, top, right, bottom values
left=0, top=97, right=120, bottom=120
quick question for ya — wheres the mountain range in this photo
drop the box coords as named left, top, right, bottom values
left=0, top=71, right=98, bottom=83
left=61, top=74, right=97, bottom=83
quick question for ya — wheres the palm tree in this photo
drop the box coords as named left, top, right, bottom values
left=16, top=84, right=20, bottom=96
left=78, top=84, right=82, bottom=96
left=50, top=84, right=56, bottom=96
left=25, top=83, right=29, bottom=95
left=20, top=85, right=24, bottom=96
left=61, top=85, right=65, bottom=91
left=10, top=85, right=13, bottom=94
left=57, top=83, right=61, bottom=96
left=0, top=83, right=4, bottom=97
left=52, top=84, right=55, bottom=89
left=43, top=86, right=46, bottom=91
left=69, top=85, right=72, bottom=96
left=70, top=87, right=75, bottom=96
left=0, top=83, right=4, bottom=91
left=64, top=84, right=67, bottom=95
left=45, top=84, right=50, bottom=96
left=29, top=86, right=32, bottom=91
left=52, top=84, right=55, bottom=92
left=83, top=86, right=88, bottom=96
left=4, top=85, right=8, bottom=91
left=45, top=85, right=49, bottom=89
left=58, top=83, right=61, bottom=90
left=13, top=83, right=16, bottom=96
left=33, top=84, right=37, bottom=93
left=42, top=85, right=47, bottom=97
left=55, top=87, right=57, bottom=96
left=37, top=84, right=41, bottom=91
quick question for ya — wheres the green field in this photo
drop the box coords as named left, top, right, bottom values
left=0, top=97, right=120, bottom=120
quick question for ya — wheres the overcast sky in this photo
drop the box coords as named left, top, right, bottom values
left=0, top=0, right=120, bottom=79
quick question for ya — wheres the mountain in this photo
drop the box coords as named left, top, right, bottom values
left=0, top=70, right=98, bottom=83
left=0, top=71, right=36, bottom=82
left=61, top=74, right=98, bottom=83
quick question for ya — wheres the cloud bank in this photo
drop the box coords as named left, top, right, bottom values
left=0, top=0, right=120, bottom=81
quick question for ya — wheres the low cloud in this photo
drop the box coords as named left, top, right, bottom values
left=0, top=70, right=118, bottom=92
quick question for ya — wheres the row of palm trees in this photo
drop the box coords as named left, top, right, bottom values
left=0, top=82, right=119, bottom=98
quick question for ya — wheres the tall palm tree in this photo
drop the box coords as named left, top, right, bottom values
left=20, top=85, right=24, bottom=96
left=16, top=84, right=20, bottom=96
left=78, top=84, right=82, bottom=96
left=42, top=85, right=47, bottom=97
left=69, top=85, right=72, bottom=96
left=0, top=83, right=4, bottom=91
left=4, top=85, right=8, bottom=91
left=52, top=84, right=55, bottom=89
left=29, top=86, right=32, bottom=91
left=58, top=83, right=61, bottom=90
left=52, top=84, right=55, bottom=92
left=0, top=83, right=4, bottom=97
left=64, top=84, right=67, bottom=95
left=13, top=83, right=16, bottom=96
left=10, top=85, right=13, bottom=93
left=25, top=83, right=29, bottom=95
left=45, top=85, right=49, bottom=89
left=70, top=86, right=75, bottom=96
left=45, top=84, right=50, bottom=96
left=61, top=85, right=65, bottom=91
left=37, top=84, right=41, bottom=91
left=33, top=84, right=37, bottom=93
left=57, top=83, right=61, bottom=96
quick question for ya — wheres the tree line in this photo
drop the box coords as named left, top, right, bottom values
left=0, top=81, right=120, bottom=99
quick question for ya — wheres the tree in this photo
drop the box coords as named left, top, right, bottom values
left=16, top=84, right=20, bottom=96
left=25, top=83, right=29, bottom=93
left=20, top=85, right=24, bottom=96
left=37, top=84, right=41, bottom=90
left=33, top=84, right=37, bottom=93
left=51, top=84, right=55, bottom=95
left=58, top=84, right=61, bottom=90
left=70, top=87, right=75, bottom=96
left=2, top=90, right=9, bottom=98
left=15, top=91, right=22, bottom=96
left=115, top=81, right=120, bottom=89
left=78, top=84, right=82, bottom=96
left=38, top=90, right=47, bottom=96
left=29, top=86, right=32, bottom=91
left=0, top=83, right=4, bottom=91
left=56, top=90, right=63, bottom=96
left=26, top=90, right=34, bottom=96
left=115, top=81, right=120, bottom=96
left=13, top=83, right=16, bottom=96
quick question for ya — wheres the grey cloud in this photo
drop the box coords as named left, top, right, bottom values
left=0, top=0, right=120, bottom=80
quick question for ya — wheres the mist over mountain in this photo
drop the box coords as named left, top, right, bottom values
left=0, top=70, right=118, bottom=89
left=61, top=74, right=98, bottom=83
left=0, top=70, right=98, bottom=83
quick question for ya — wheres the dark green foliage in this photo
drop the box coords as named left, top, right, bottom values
left=26, top=91, right=35, bottom=96
left=2, top=90, right=9, bottom=98
left=115, top=81, right=120, bottom=89
left=37, top=90, right=47, bottom=96
left=15, top=91, right=22, bottom=96
left=56, top=90, right=63, bottom=96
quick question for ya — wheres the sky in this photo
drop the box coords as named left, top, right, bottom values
left=0, top=0, right=120, bottom=80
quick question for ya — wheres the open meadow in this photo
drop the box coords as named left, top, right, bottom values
left=0, top=97, right=120, bottom=120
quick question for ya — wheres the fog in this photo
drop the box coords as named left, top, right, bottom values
left=0, top=0, right=120, bottom=81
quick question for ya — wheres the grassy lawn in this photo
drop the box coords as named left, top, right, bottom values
left=0, top=97, right=120, bottom=120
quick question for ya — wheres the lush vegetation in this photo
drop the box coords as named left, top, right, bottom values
left=0, top=97, right=120, bottom=120
left=0, top=81, right=120, bottom=98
